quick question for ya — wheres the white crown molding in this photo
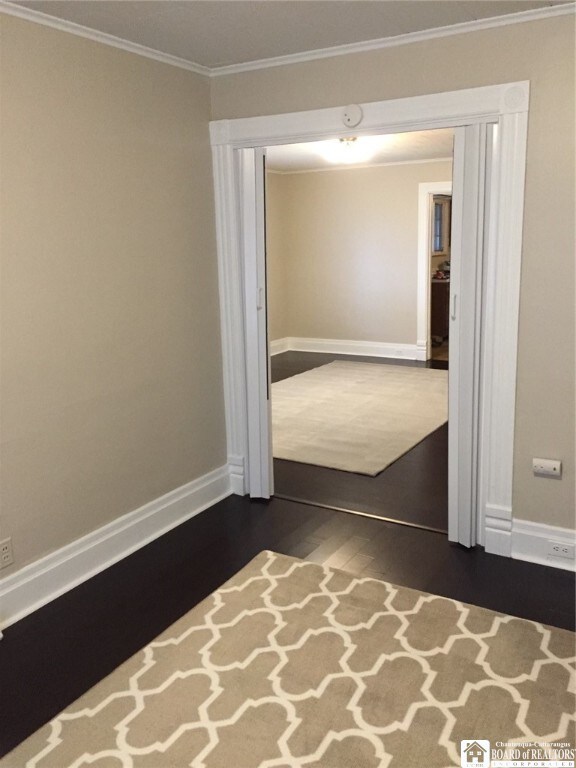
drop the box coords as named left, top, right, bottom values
left=209, top=3, right=576, bottom=77
left=0, top=0, right=573, bottom=78
left=268, top=156, right=453, bottom=176
left=0, top=0, right=211, bottom=76
left=0, top=464, right=236, bottom=630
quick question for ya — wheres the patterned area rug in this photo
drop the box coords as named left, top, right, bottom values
left=3, top=551, right=574, bottom=768
left=272, top=361, right=448, bottom=476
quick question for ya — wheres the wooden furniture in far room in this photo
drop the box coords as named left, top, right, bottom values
left=431, top=279, right=450, bottom=341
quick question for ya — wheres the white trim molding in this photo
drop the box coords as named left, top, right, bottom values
left=270, top=337, right=422, bottom=361
left=485, top=513, right=576, bottom=572
left=478, top=113, right=528, bottom=555
left=212, top=145, right=250, bottom=486
left=211, top=81, right=530, bottom=551
left=0, top=465, right=235, bottom=630
left=270, top=338, right=291, bottom=356
left=513, top=520, right=576, bottom=572
left=227, top=455, right=246, bottom=495
left=484, top=504, right=514, bottom=557
left=0, top=1, right=210, bottom=76
left=1, top=1, right=572, bottom=78
left=210, top=4, right=575, bottom=76
left=210, top=83, right=530, bottom=151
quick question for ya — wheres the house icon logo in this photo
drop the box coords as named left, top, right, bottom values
left=461, top=740, right=490, bottom=767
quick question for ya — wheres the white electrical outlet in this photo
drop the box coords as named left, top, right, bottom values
left=0, top=537, right=14, bottom=569
left=532, top=458, right=562, bottom=478
left=547, top=541, right=576, bottom=560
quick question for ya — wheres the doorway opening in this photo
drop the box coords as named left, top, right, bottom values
left=265, top=129, right=454, bottom=532
left=209, top=82, right=529, bottom=554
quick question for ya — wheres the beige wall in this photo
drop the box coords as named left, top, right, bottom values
left=267, top=161, right=452, bottom=344
left=0, top=16, right=226, bottom=572
left=0, top=13, right=573, bottom=581
left=214, top=16, right=576, bottom=530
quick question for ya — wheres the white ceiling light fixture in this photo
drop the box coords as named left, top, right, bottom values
left=317, top=135, right=387, bottom=165
left=266, top=129, right=454, bottom=172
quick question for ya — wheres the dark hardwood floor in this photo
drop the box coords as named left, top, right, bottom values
left=271, top=349, right=448, bottom=384
left=0, top=496, right=575, bottom=754
left=272, top=350, right=449, bottom=530
left=1, top=494, right=574, bottom=758
left=2, top=353, right=572, bottom=759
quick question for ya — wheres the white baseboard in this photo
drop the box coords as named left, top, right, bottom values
left=228, top=454, right=246, bottom=495
left=0, top=464, right=235, bottom=630
left=484, top=504, right=513, bottom=557
left=511, top=519, right=576, bottom=572
left=485, top=512, right=576, bottom=571
left=270, top=336, right=420, bottom=360
left=270, top=338, right=291, bottom=356
left=481, top=508, right=576, bottom=572
left=13, top=460, right=565, bottom=632
left=416, top=340, right=428, bottom=362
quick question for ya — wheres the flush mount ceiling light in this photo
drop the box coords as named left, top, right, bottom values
left=316, top=135, right=387, bottom=165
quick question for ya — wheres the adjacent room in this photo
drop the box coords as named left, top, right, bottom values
left=0, top=1, right=574, bottom=765
left=266, top=129, right=453, bottom=531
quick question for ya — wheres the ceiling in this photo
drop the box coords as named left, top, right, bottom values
left=8, top=1, right=571, bottom=72
left=266, top=128, right=454, bottom=172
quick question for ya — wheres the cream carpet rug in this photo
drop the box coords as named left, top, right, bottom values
left=272, top=361, right=448, bottom=475
left=4, top=551, right=574, bottom=768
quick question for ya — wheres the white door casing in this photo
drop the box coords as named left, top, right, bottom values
left=239, top=148, right=274, bottom=498
left=210, top=82, right=529, bottom=554
left=448, top=124, right=488, bottom=547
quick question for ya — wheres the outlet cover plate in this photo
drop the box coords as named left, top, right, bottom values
left=0, top=538, right=14, bottom=569
left=532, top=458, right=562, bottom=478
left=547, top=540, right=576, bottom=560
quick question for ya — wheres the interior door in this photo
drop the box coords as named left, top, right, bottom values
left=240, top=147, right=273, bottom=498
left=448, top=124, right=488, bottom=547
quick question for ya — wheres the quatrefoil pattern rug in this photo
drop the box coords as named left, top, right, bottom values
left=3, top=551, right=575, bottom=768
